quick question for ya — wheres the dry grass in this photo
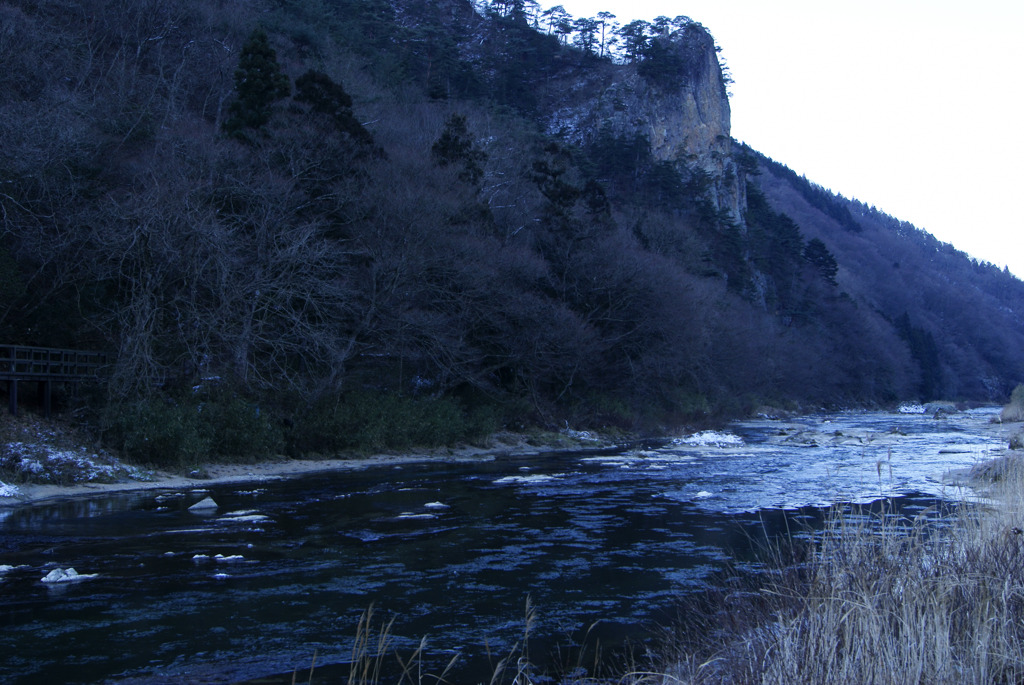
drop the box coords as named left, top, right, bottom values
left=292, top=601, right=552, bottom=685
left=660, top=485, right=1024, bottom=685
left=999, top=384, right=1024, bottom=423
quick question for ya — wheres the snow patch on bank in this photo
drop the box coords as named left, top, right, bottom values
left=2, top=441, right=148, bottom=488
left=560, top=425, right=601, bottom=442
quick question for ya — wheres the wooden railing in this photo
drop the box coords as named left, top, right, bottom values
left=0, top=345, right=107, bottom=381
left=1, top=344, right=107, bottom=416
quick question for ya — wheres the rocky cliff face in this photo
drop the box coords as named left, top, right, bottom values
left=544, top=22, right=744, bottom=224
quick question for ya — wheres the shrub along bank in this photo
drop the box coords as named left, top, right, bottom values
left=99, top=389, right=500, bottom=470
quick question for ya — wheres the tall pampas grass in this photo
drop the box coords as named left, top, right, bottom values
left=1000, top=384, right=1024, bottom=423
left=661, top=471, right=1024, bottom=684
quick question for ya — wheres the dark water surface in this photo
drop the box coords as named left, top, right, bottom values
left=0, top=408, right=1005, bottom=683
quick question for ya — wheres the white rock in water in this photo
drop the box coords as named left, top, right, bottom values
left=41, top=567, right=97, bottom=583
left=188, top=496, right=219, bottom=512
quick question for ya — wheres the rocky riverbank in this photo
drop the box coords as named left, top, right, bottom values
left=0, top=412, right=615, bottom=506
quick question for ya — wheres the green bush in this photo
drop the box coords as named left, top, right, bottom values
left=200, top=394, right=283, bottom=459
left=288, top=391, right=498, bottom=456
left=464, top=403, right=500, bottom=442
left=103, top=392, right=283, bottom=467
left=102, top=398, right=210, bottom=468
left=107, top=387, right=497, bottom=464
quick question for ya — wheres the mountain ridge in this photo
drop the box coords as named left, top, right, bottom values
left=1, top=0, right=1022, bottom=458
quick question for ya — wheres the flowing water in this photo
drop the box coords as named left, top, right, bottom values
left=0, top=408, right=1007, bottom=683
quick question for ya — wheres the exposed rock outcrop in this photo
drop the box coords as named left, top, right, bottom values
left=544, top=22, right=744, bottom=223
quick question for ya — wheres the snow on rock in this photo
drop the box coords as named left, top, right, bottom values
left=0, top=481, right=20, bottom=498
left=494, top=474, right=558, bottom=485
left=220, top=510, right=271, bottom=523
left=424, top=501, right=449, bottom=510
left=222, top=509, right=261, bottom=516
left=41, top=567, right=98, bottom=583
left=222, top=514, right=270, bottom=523
left=673, top=431, right=744, bottom=448
left=925, top=402, right=959, bottom=415
left=188, top=497, right=219, bottom=512
left=582, top=455, right=642, bottom=468
left=898, top=403, right=927, bottom=414
left=586, top=450, right=655, bottom=466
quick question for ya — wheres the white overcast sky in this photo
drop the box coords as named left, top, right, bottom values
left=540, top=1, right=1024, bottom=278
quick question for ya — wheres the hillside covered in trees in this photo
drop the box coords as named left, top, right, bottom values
left=2, top=0, right=1023, bottom=461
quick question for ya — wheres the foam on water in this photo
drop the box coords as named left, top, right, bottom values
left=673, top=430, right=745, bottom=447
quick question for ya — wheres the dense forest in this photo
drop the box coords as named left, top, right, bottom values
left=2, top=0, right=1023, bottom=463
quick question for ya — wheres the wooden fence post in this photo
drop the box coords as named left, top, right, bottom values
left=41, top=380, right=52, bottom=418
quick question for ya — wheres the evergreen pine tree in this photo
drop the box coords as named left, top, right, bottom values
left=804, top=238, right=839, bottom=285
left=431, top=114, right=487, bottom=184
left=223, top=28, right=290, bottom=139
left=294, top=70, right=374, bottom=146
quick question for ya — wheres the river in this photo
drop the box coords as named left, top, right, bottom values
left=0, top=407, right=1009, bottom=683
